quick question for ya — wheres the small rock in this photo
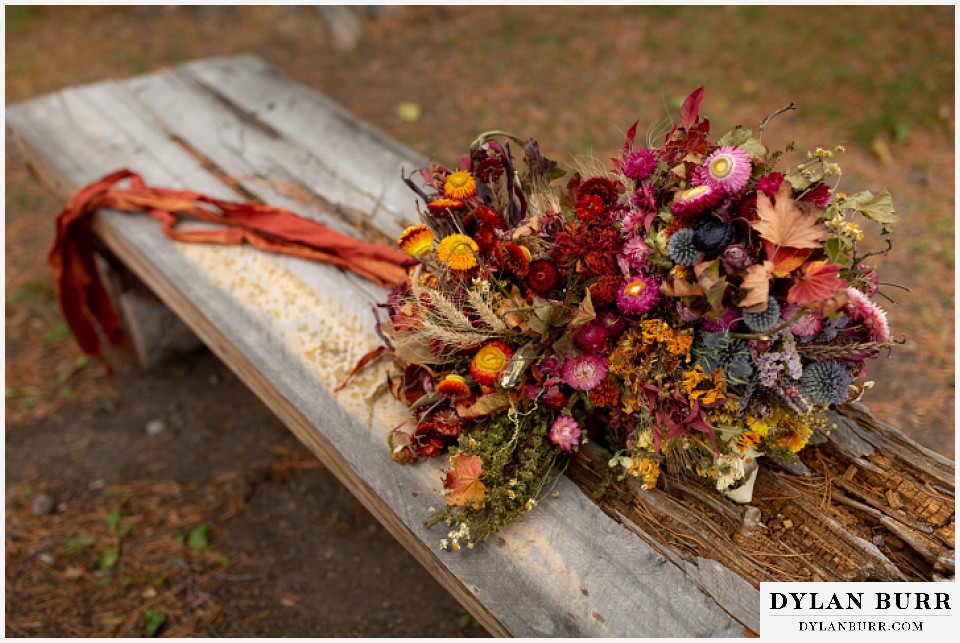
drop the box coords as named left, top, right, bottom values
left=89, top=479, right=105, bottom=490
left=38, top=552, right=55, bottom=565
left=31, top=494, right=56, bottom=516
left=145, top=419, right=166, bottom=436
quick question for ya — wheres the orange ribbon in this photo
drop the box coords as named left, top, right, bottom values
left=49, top=169, right=412, bottom=364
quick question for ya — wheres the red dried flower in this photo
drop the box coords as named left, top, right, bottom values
left=497, top=243, right=531, bottom=279
left=578, top=176, right=621, bottom=208
left=552, top=220, right=623, bottom=278
left=542, top=390, right=568, bottom=410
left=800, top=182, right=832, bottom=208
left=589, top=275, right=624, bottom=307
left=466, top=205, right=506, bottom=231
left=411, top=425, right=450, bottom=458
left=589, top=377, right=621, bottom=408
left=527, top=260, right=560, bottom=295
left=472, top=227, right=499, bottom=256
left=475, top=157, right=504, bottom=182
left=576, top=194, right=606, bottom=221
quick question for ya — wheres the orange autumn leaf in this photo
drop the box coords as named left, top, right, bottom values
left=443, top=454, right=487, bottom=508
left=787, top=260, right=847, bottom=309
left=752, top=183, right=830, bottom=250
left=763, top=240, right=811, bottom=278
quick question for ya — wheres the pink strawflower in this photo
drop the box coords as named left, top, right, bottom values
left=616, top=275, right=661, bottom=316
left=561, top=353, right=608, bottom=391
left=575, top=322, right=610, bottom=354
left=701, top=146, right=752, bottom=195
left=549, top=415, right=582, bottom=452
left=844, top=287, right=890, bottom=342
left=755, top=172, right=785, bottom=198
left=623, top=149, right=658, bottom=181
left=620, top=235, right=652, bottom=272
left=782, top=303, right=822, bottom=338
left=670, top=184, right=723, bottom=220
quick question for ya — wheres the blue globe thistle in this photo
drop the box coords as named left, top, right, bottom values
left=743, top=296, right=781, bottom=333
left=667, top=228, right=699, bottom=266
left=801, top=360, right=852, bottom=406
left=697, top=331, right=753, bottom=380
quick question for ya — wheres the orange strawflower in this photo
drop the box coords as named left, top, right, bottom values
left=437, top=374, right=471, bottom=399
left=398, top=224, right=435, bottom=259
left=427, top=198, right=465, bottom=216
left=443, top=170, right=477, bottom=200
left=470, top=340, right=513, bottom=386
left=436, top=233, right=479, bottom=270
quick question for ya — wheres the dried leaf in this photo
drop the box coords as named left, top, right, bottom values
left=443, top=454, right=487, bottom=508
left=752, top=183, right=830, bottom=249
left=738, top=261, right=774, bottom=311
left=568, top=291, right=596, bottom=328
left=763, top=241, right=811, bottom=277
left=455, top=391, right=510, bottom=419
left=787, top=260, right=847, bottom=309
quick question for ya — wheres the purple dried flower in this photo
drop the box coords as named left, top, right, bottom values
left=623, top=149, right=658, bottom=181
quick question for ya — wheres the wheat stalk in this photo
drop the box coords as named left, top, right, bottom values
left=797, top=340, right=901, bottom=360
left=466, top=288, right=507, bottom=331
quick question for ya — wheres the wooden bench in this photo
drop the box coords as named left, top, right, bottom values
left=7, top=54, right=954, bottom=637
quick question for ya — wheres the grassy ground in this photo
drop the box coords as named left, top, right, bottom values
left=5, top=5, right=954, bottom=637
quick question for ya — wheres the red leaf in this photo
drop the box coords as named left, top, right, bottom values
left=787, top=260, right=847, bottom=309
left=680, top=86, right=705, bottom=130
left=443, top=454, right=487, bottom=508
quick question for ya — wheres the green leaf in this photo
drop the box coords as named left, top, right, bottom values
left=844, top=189, right=897, bottom=234
left=117, top=523, right=133, bottom=539
left=107, top=507, right=121, bottom=533
left=153, top=576, right=166, bottom=588
left=144, top=608, right=167, bottom=637
left=98, top=544, right=121, bottom=570
left=823, top=237, right=851, bottom=266
left=62, top=534, right=95, bottom=556
left=187, top=523, right=211, bottom=552
left=716, top=128, right=767, bottom=161
left=43, top=321, right=72, bottom=344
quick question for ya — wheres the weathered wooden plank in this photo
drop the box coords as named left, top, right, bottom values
left=6, top=59, right=750, bottom=637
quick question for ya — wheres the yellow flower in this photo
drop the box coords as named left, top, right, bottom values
left=443, top=171, right=477, bottom=200
left=398, top=224, right=435, bottom=259
left=681, top=365, right=726, bottom=406
left=436, top=233, right=479, bottom=270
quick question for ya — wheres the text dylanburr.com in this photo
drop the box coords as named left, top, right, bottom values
left=760, top=582, right=955, bottom=638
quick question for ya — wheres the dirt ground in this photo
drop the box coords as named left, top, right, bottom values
left=5, top=5, right=954, bottom=638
